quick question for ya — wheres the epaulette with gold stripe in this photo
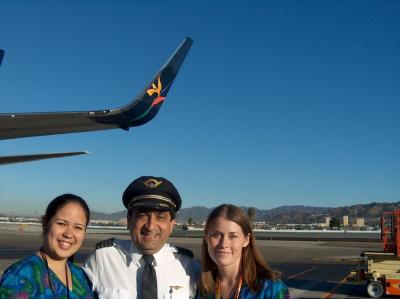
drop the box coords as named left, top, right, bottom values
left=96, top=238, right=116, bottom=249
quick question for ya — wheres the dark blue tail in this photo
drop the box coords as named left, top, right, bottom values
left=89, top=37, right=194, bottom=128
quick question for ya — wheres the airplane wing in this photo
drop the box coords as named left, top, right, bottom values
left=0, top=37, right=193, bottom=140
left=0, top=151, right=89, bottom=165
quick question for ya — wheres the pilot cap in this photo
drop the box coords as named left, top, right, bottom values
left=122, top=176, right=181, bottom=212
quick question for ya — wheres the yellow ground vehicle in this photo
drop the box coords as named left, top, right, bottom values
left=359, top=210, right=400, bottom=298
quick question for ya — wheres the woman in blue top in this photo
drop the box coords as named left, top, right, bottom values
left=0, top=194, right=95, bottom=298
left=196, top=204, right=290, bottom=299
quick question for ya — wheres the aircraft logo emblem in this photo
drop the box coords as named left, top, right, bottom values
left=130, top=75, right=167, bottom=123
left=147, top=76, right=165, bottom=107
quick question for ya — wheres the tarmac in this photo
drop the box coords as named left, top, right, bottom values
left=0, top=223, right=389, bottom=298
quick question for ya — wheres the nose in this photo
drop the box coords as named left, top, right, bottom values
left=144, top=213, right=156, bottom=230
left=218, top=235, right=227, bottom=247
left=63, top=225, right=73, bottom=238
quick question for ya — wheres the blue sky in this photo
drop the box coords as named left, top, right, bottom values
left=0, top=1, right=399, bottom=215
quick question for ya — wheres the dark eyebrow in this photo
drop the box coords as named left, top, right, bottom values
left=156, top=211, right=169, bottom=216
left=56, top=218, right=85, bottom=227
left=229, top=232, right=239, bottom=235
left=210, top=230, right=222, bottom=234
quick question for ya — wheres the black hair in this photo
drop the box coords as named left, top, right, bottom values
left=41, top=193, right=90, bottom=234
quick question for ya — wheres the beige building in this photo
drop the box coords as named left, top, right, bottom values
left=117, top=218, right=128, bottom=226
left=343, top=215, right=349, bottom=226
left=356, top=217, right=365, bottom=227
left=325, top=216, right=330, bottom=227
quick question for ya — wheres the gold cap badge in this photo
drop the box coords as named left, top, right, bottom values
left=143, top=178, right=163, bottom=188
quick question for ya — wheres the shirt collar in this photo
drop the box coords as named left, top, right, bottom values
left=129, top=242, right=175, bottom=266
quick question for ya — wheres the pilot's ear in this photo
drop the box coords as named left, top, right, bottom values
left=170, top=219, right=176, bottom=234
left=126, top=210, right=132, bottom=229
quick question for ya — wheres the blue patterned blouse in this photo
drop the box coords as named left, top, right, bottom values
left=195, top=279, right=290, bottom=299
left=0, top=254, right=95, bottom=299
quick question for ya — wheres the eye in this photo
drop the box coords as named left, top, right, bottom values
left=156, top=211, right=171, bottom=221
left=75, top=226, right=84, bottom=231
left=210, top=232, right=221, bottom=238
left=56, top=221, right=66, bottom=226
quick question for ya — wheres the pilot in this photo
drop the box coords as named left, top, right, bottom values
left=83, top=176, right=199, bottom=299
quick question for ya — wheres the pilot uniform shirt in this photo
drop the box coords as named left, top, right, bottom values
left=83, top=239, right=199, bottom=299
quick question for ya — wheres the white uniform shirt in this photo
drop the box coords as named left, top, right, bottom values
left=83, top=239, right=199, bottom=299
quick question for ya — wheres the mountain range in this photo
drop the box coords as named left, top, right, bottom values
left=91, top=201, right=400, bottom=225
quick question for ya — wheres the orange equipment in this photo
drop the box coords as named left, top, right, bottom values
left=357, top=210, right=400, bottom=298
left=381, top=210, right=400, bottom=257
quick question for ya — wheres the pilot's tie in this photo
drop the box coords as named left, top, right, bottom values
left=142, top=255, right=158, bottom=299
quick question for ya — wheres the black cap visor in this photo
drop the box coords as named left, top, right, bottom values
left=127, top=195, right=176, bottom=211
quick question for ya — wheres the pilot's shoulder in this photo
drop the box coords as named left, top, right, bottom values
left=95, top=238, right=117, bottom=250
left=171, top=246, right=194, bottom=258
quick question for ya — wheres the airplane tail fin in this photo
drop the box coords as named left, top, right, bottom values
left=91, top=37, right=193, bottom=128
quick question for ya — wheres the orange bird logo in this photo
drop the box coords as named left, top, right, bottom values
left=146, top=76, right=165, bottom=107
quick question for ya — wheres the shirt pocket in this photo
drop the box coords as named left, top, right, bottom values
left=96, top=287, right=130, bottom=299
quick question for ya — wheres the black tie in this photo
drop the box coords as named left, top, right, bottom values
left=141, top=255, right=158, bottom=299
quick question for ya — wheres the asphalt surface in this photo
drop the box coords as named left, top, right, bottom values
left=0, top=226, right=392, bottom=298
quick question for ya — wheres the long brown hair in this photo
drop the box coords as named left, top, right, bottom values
left=198, top=204, right=280, bottom=295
